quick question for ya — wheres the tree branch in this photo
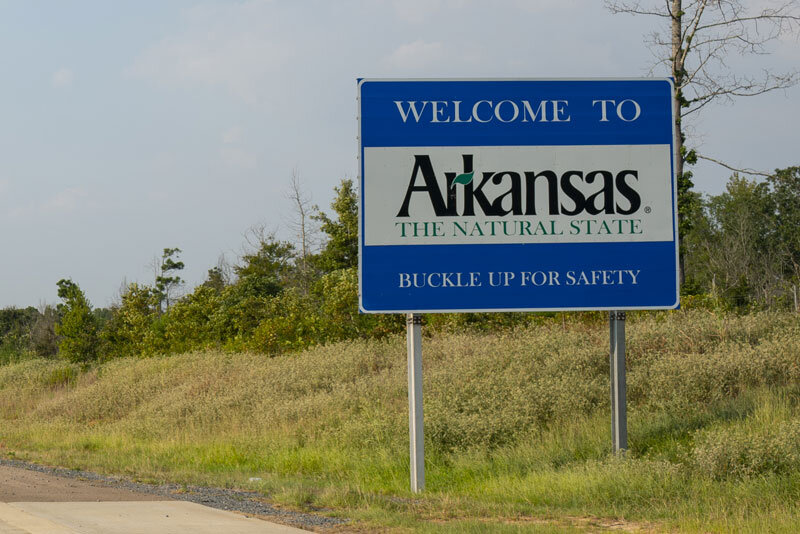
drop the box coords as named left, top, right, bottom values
left=696, top=13, right=800, bottom=33
left=696, top=153, right=772, bottom=177
left=605, top=0, right=671, bottom=17
left=681, top=0, right=708, bottom=66
left=683, top=69, right=800, bottom=114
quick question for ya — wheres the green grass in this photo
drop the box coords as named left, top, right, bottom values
left=0, top=310, right=799, bottom=532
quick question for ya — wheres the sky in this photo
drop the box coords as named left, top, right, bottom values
left=0, top=0, right=798, bottom=308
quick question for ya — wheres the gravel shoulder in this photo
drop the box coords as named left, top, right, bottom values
left=0, top=458, right=347, bottom=532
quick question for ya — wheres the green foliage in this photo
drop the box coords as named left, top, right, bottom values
left=191, top=235, right=297, bottom=347
left=684, top=168, right=800, bottom=309
left=212, top=285, right=271, bottom=344
left=248, top=289, right=321, bottom=354
left=312, top=179, right=358, bottom=273
left=677, top=171, right=698, bottom=238
left=0, top=306, right=38, bottom=341
left=101, top=283, right=159, bottom=358
left=155, top=247, right=185, bottom=311
left=309, top=267, right=401, bottom=342
left=55, top=279, right=99, bottom=363
left=312, top=267, right=364, bottom=341
left=162, top=285, right=222, bottom=353
left=92, top=307, right=112, bottom=327
left=0, top=306, right=39, bottom=363
left=234, top=236, right=294, bottom=298
left=424, top=311, right=538, bottom=334
left=202, top=266, right=227, bottom=294
left=424, top=328, right=608, bottom=452
left=769, top=166, right=800, bottom=280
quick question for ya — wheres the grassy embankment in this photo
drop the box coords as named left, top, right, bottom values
left=0, top=310, right=799, bottom=533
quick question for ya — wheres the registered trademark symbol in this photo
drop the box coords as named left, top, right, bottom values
left=644, top=206, right=652, bottom=214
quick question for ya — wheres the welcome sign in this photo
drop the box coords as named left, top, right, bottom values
left=358, top=79, right=679, bottom=312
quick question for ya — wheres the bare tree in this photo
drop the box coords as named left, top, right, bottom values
left=31, top=301, right=59, bottom=358
left=285, top=170, right=320, bottom=291
left=606, top=0, right=800, bottom=283
left=241, top=223, right=279, bottom=257
left=215, top=253, right=234, bottom=286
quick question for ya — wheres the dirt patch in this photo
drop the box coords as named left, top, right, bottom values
left=0, top=464, right=164, bottom=502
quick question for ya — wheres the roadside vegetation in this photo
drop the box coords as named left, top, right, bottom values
left=1, top=168, right=800, bottom=367
left=0, top=169, right=799, bottom=531
left=0, top=310, right=799, bottom=532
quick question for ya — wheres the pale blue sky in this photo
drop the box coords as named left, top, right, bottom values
left=1, top=0, right=798, bottom=307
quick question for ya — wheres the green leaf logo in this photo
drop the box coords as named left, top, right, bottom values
left=451, top=171, right=474, bottom=188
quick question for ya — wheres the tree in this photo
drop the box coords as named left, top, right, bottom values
left=312, top=179, right=358, bottom=273
left=606, top=0, right=800, bottom=283
left=155, top=247, right=185, bottom=311
left=202, top=266, right=227, bottom=294
left=102, top=283, right=159, bottom=358
left=206, top=231, right=295, bottom=342
left=55, top=279, right=99, bottom=363
left=286, top=170, right=320, bottom=292
left=162, top=285, right=223, bottom=353
left=768, top=166, right=800, bottom=309
left=201, top=255, right=233, bottom=295
left=31, top=304, right=59, bottom=358
left=0, top=306, right=39, bottom=360
left=688, top=175, right=783, bottom=308
left=235, top=229, right=295, bottom=297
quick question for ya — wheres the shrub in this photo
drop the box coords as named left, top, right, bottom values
left=43, top=365, right=79, bottom=388
left=692, top=419, right=800, bottom=479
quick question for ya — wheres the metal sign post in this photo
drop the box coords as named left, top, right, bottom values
left=609, top=311, right=627, bottom=453
left=406, top=313, right=425, bottom=492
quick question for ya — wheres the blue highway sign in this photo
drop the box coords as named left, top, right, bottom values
left=358, top=79, right=679, bottom=312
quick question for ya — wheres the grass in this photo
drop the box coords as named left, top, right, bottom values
left=0, top=309, right=799, bottom=532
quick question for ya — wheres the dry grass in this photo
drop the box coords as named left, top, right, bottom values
left=0, top=309, right=799, bottom=532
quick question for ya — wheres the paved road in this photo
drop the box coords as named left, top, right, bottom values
left=0, top=465, right=309, bottom=533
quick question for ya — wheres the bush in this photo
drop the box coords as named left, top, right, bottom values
left=692, top=419, right=800, bottom=479
left=627, top=316, right=800, bottom=411
left=423, top=327, right=608, bottom=451
left=43, top=365, right=79, bottom=388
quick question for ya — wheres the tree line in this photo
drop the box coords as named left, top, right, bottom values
left=684, top=167, right=800, bottom=311
left=1, top=179, right=396, bottom=364
left=0, top=168, right=799, bottom=364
